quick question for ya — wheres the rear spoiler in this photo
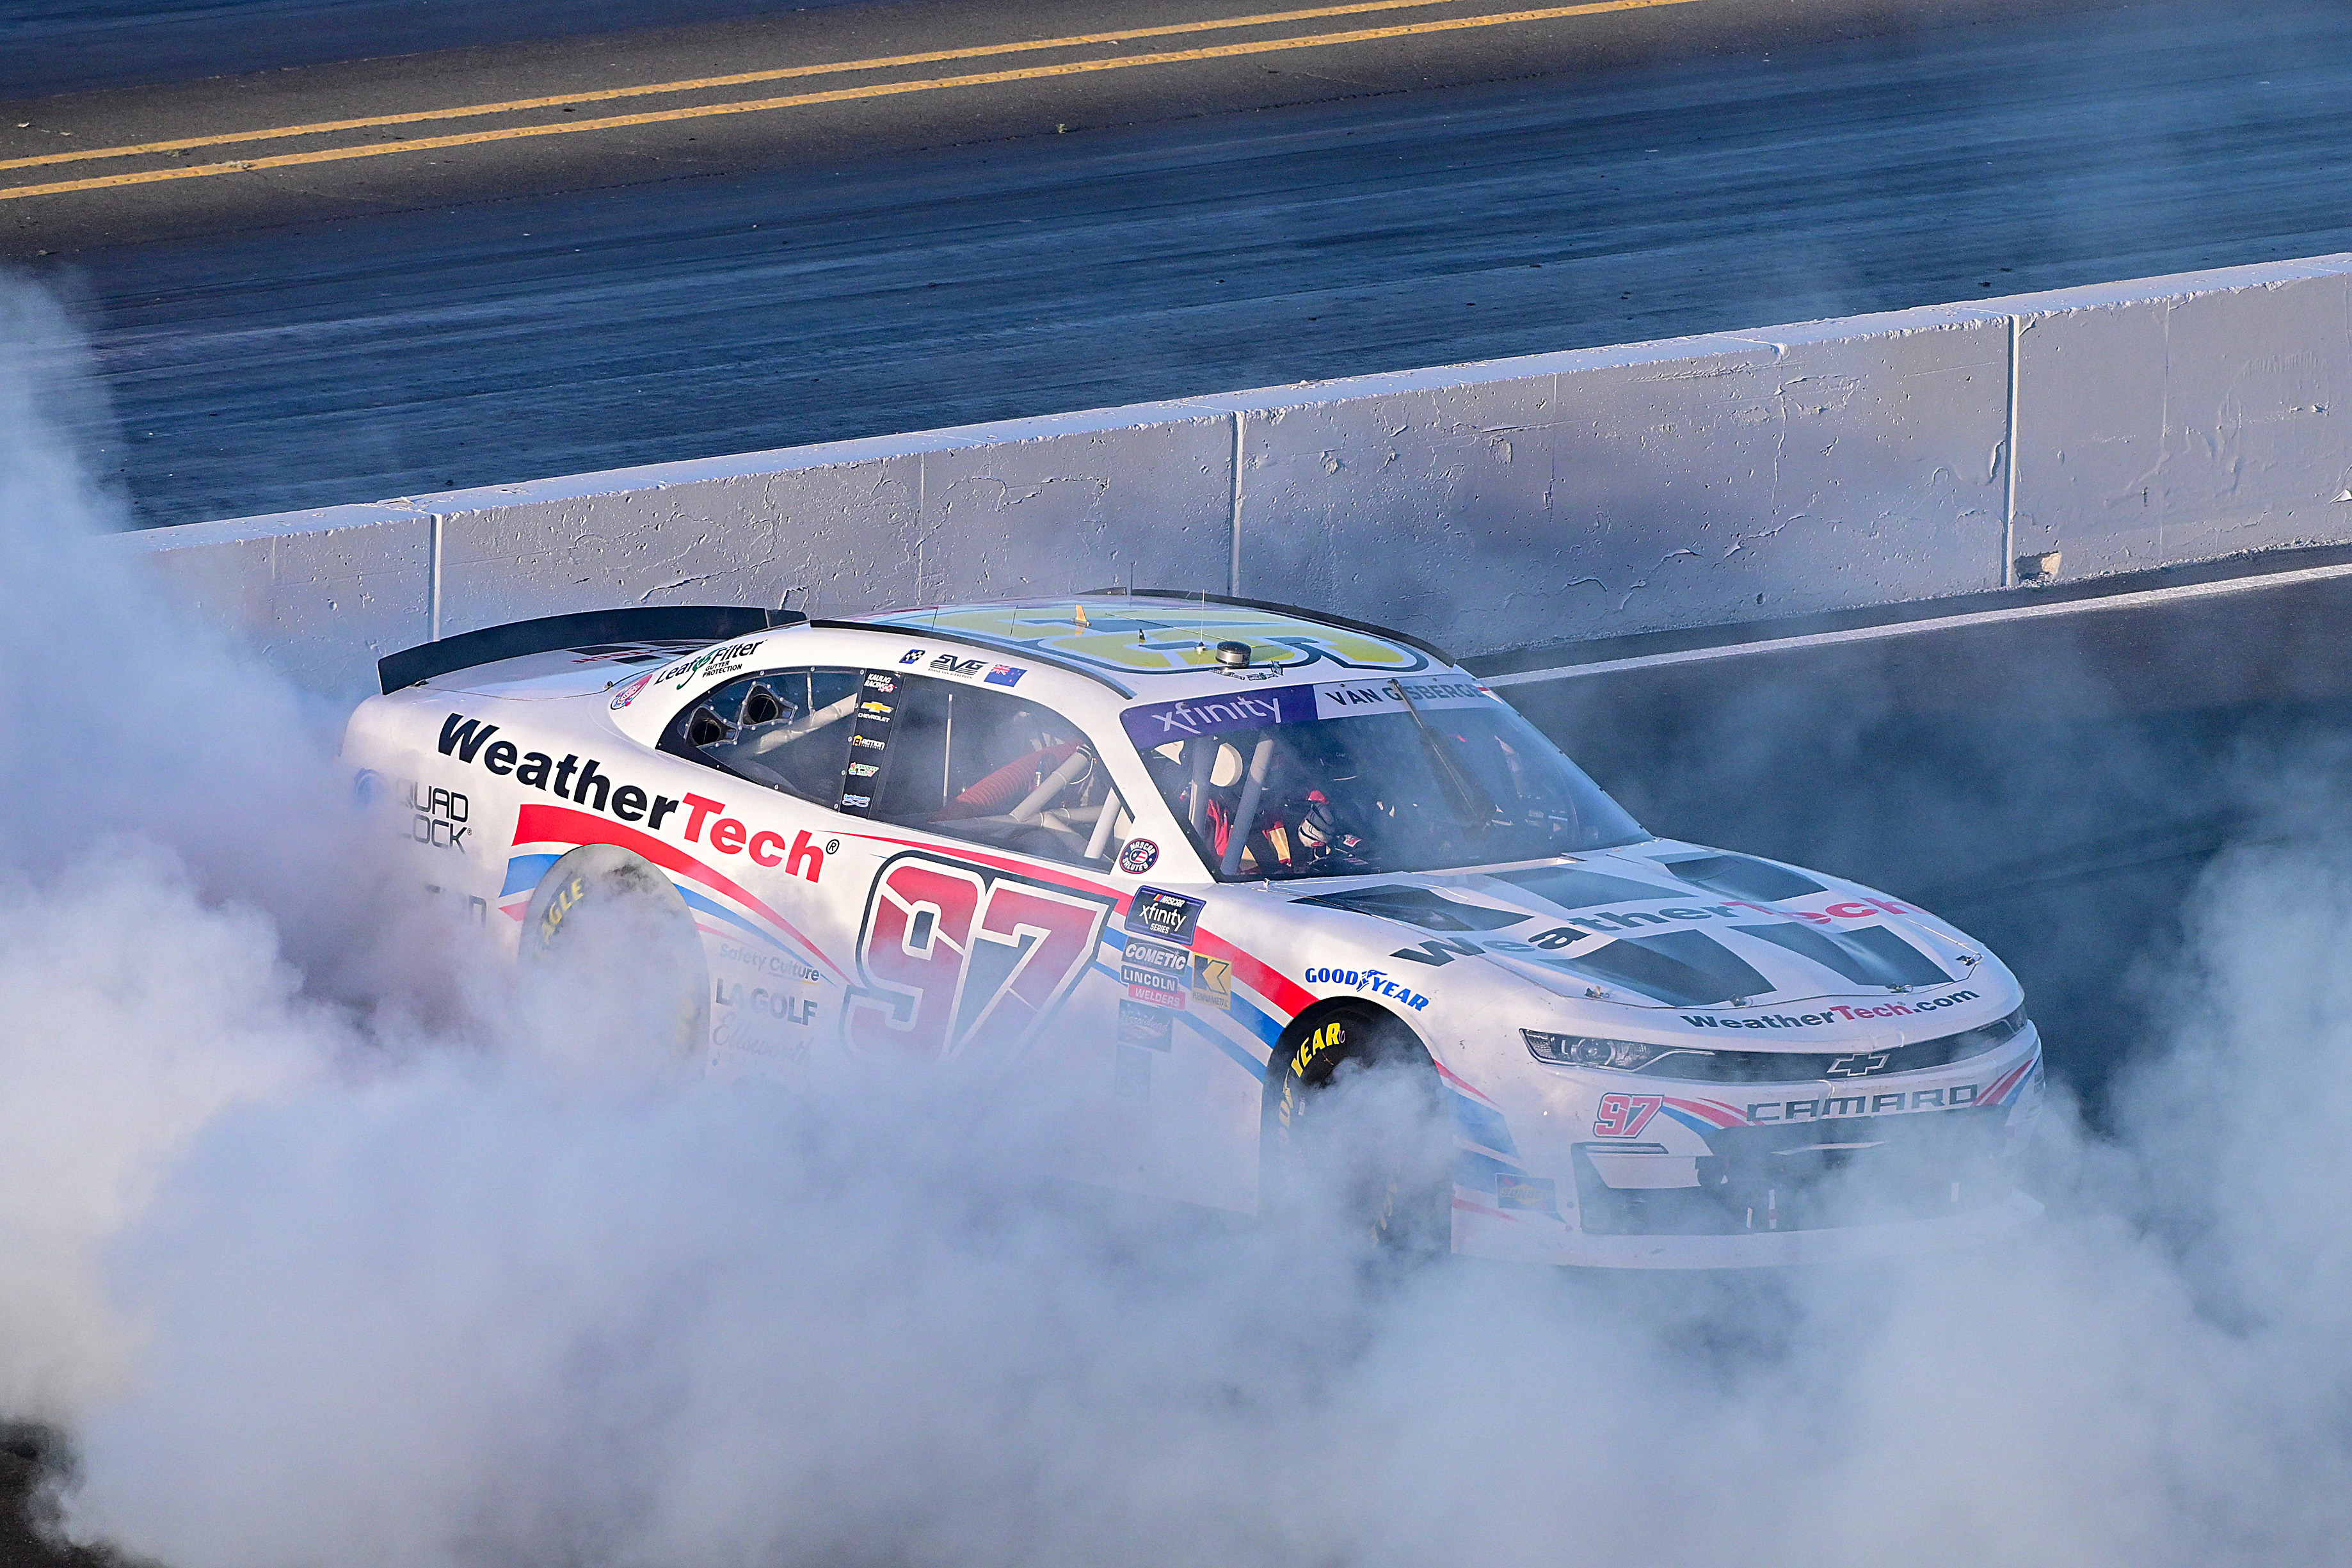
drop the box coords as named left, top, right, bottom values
left=377, top=605, right=805, bottom=694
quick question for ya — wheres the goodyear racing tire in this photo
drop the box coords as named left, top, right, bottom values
left=518, top=844, right=711, bottom=1068
left=1261, top=1005, right=1453, bottom=1260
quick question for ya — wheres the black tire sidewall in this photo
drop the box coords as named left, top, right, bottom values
left=1261, top=1005, right=1453, bottom=1256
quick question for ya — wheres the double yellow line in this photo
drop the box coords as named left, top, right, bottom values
left=1, top=0, right=1706, bottom=202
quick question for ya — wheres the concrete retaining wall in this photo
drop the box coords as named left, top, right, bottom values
left=118, top=253, right=2352, bottom=696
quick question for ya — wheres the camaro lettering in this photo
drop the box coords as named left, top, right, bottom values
left=1745, top=1083, right=1982, bottom=1123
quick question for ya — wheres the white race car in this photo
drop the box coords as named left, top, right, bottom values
left=346, top=592, right=2044, bottom=1267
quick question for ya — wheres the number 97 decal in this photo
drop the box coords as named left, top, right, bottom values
left=1592, top=1092, right=1663, bottom=1138
left=847, top=852, right=1113, bottom=1059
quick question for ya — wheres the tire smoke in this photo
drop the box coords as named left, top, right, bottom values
left=7, top=273, right=2352, bottom=1568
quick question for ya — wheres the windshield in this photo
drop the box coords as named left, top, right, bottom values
left=1123, top=676, right=1645, bottom=880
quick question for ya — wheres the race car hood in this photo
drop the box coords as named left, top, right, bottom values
left=1282, top=840, right=1995, bottom=1030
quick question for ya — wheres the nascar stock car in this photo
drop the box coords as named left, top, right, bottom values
left=346, top=591, right=2044, bottom=1267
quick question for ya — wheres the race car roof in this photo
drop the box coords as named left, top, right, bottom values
left=844, top=593, right=1453, bottom=692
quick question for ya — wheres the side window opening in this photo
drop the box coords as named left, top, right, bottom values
left=662, top=668, right=863, bottom=805
left=866, top=676, right=1129, bottom=868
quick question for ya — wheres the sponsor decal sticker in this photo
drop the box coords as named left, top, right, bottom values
left=1117, top=838, right=1160, bottom=874
left=1118, top=676, right=1494, bottom=747
left=1126, top=886, right=1204, bottom=947
left=1191, top=954, right=1233, bottom=1010
left=1494, top=1174, right=1556, bottom=1213
left=714, top=979, right=823, bottom=1027
left=1679, top=990, right=1980, bottom=1030
left=929, top=654, right=985, bottom=676
left=651, top=640, right=762, bottom=692
left=838, top=678, right=902, bottom=814
left=401, top=780, right=470, bottom=851
left=719, top=942, right=823, bottom=982
left=434, top=713, right=829, bottom=883
left=1117, top=998, right=1174, bottom=1050
left=899, top=648, right=926, bottom=664
left=1303, top=965, right=1429, bottom=1012
left=609, top=671, right=655, bottom=710
left=1120, top=938, right=1191, bottom=1008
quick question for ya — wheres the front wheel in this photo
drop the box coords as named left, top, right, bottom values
left=1260, top=1005, right=1454, bottom=1259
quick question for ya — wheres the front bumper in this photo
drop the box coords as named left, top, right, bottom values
left=1450, top=1035, right=2046, bottom=1268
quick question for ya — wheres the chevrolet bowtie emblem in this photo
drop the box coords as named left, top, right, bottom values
left=1824, top=1052, right=1892, bottom=1078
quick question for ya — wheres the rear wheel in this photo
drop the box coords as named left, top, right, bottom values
left=516, top=844, right=711, bottom=1070
left=1261, top=1005, right=1453, bottom=1258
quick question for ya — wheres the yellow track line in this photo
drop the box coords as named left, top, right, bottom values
left=6, top=0, right=1517, bottom=175
left=0, top=0, right=1707, bottom=198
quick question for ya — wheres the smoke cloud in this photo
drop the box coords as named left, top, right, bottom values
left=7, top=269, right=2352, bottom=1568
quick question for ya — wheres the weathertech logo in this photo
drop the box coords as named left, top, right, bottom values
left=435, top=712, right=824, bottom=882
left=1680, top=990, right=1980, bottom=1030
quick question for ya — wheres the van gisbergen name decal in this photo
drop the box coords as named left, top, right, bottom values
left=1119, top=676, right=1491, bottom=744
left=436, top=712, right=825, bottom=882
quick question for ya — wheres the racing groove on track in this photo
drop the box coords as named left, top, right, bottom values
left=47, top=0, right=2352, bottom=526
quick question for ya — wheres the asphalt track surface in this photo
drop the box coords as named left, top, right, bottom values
left=8, top=0, right=2350, bottom=527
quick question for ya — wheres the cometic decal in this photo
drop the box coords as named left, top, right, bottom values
left=1119, top=938, right=1191, bottom=1008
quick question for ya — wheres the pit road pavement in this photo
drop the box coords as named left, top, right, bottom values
left=14, top=0, right=2352, bottom=525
